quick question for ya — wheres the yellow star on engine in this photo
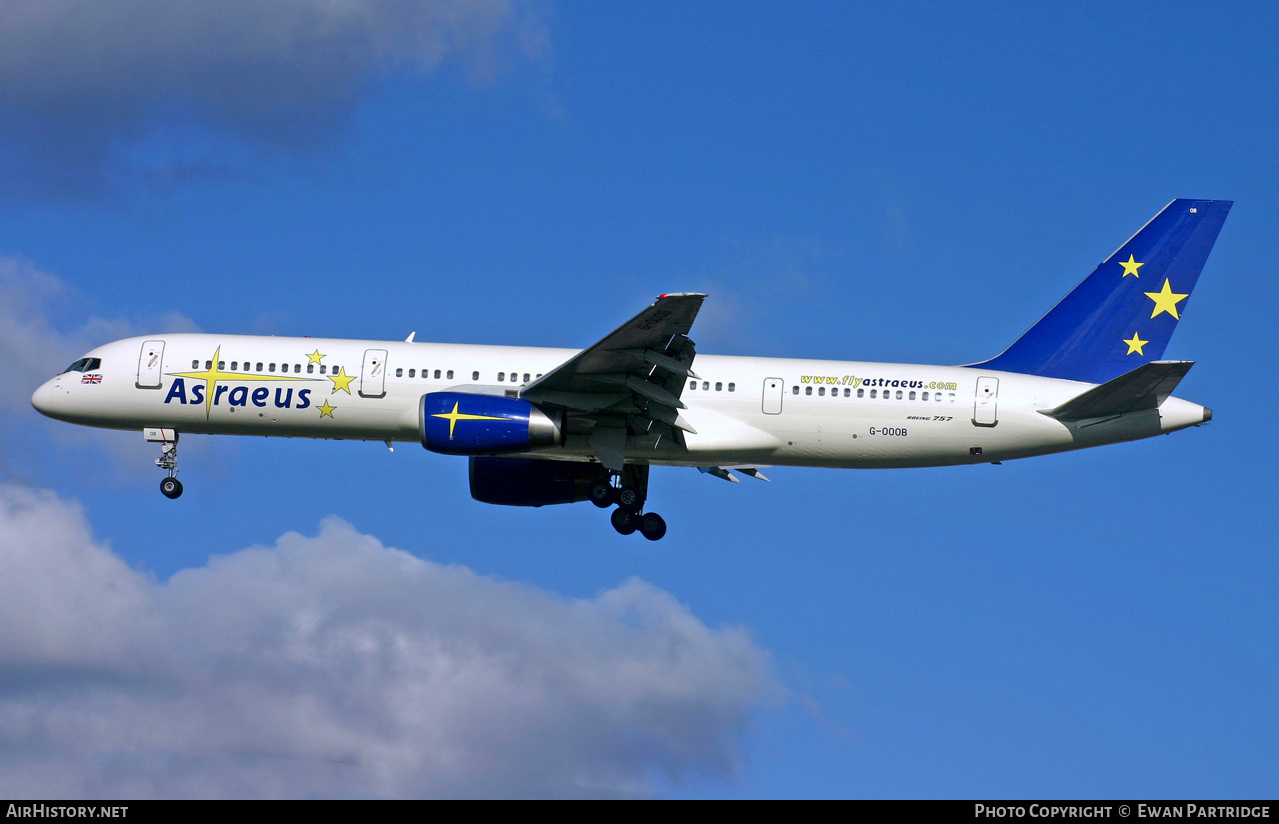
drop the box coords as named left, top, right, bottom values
left=318, top=400, right=336, bottom=418
left=328, top=366, right=355, bottom=394
left=1119, top=254, right=1144, bottom=277
left=431, top=401, right=504, bottom=439
left=307, top=350, right=325, bottom=365
left=1144, top=278, right=1189, bottom=319
left=1123, top=333, right=1148, bottom=355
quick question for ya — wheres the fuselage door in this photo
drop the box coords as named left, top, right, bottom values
left=137, top=340, right=165, bottom=389
left=762, top=377, right=784, bottom=415
left=973, top=376, right=999, bottom=427
left=359, top=348, right=388, bottom=398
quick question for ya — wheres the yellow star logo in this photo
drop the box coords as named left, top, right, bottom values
left=171, top=346, right=315, bottom=418
left=307, top=350, right=325, bottom=365
left=1123, top=333, right=1148, bottom=355
left=328, top=367, right=355, bottom=394
left=1144, top=278, right=1189, bottom=319
left=1119, top=254, right=1144, bottom=277
left=318, top=400, right=336, bottom=418
left=431, top=401, right=504, bottom=438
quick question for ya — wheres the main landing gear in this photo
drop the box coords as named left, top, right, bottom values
left=148, top=429, right=183, bottom=499
left=588, top=465, right=667, bottom=541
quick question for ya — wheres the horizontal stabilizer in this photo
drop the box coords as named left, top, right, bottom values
left=1045, top=361, right=1194, bottom=421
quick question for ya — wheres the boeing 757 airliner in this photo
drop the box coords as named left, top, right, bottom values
left=32, top=199, right=1230, bottom=540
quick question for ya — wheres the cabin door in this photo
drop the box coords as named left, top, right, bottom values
left=137, top=340, right=165, bottom=389
left=360, top=349, right=388, bottom=398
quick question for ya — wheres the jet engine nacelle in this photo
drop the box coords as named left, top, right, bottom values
left=468, top=456, right=603, bottom=506
left=420, top=392, right=563, bottom=455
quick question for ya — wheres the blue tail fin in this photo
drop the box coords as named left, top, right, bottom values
left=971, top=199, right=1231, bottom=384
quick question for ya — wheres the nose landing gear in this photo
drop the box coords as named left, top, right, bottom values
left=147, top=428, right=183, bottom=499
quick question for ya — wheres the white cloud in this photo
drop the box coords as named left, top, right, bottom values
left=0, top=485, right=777, bottom=798
left=0, top=0, right=551, bottom=197
left=0, top=256, right=199, bottom=416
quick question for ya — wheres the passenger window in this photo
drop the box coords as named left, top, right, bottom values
left=256, top=363, right=263, bottom=372
left=805, top=386, right=813, bottom=395
left=702, top=382, right=709, bottom=391
left=857, top=388, right=864, bottom=398
left=269, top=363, right=276, bottom=372
left=436, top=370, right=443, bottom=379
left=922, top=391, right=929, bottom=401
left=689, top=381, right=696, bottom=390
left=498, top=372, right=505, bottom=382
left=205, top=361, right=212, bottom=370
left=447, top=370, right=454, bottom=379
left=395, top=368, right=403, bottom=377
left=307, top=364, right=314, bottom=373
left=895, top=390, right=902, bottom=399
left=191, top=360, right=199, bottom=369
left=818, top=387, right=825, bottom=396
left=231, top=361, right=237, bottom=370
left=909, top=391, right=916, bottom=400
left=472, top=371, right=479, bottom=381
left=728, top=383, right=735, bottom=392
left=792, top=386, right=799, bottom=395
left=844, top=388, right=850, bottom=397
left=523, top=373, right=530, bottom=383
left=319, top=365, right=325, bottom=374
left=294, top=364, right=301, bottom=373
left=409, top=369, right=415, bottom=378
left=871, top=389, right=877, bottom=398
left=716, top=382, right=723, bottom=391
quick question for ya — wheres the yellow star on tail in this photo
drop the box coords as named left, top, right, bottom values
left=328, top=367, right=355, bottom=394
left=1119, top=254, right=1144, bottom=277
left=1144, top=278, right=1189, bottom=319
left=1123, top=333, right=1148, bottom=355
left=307, top=350, right=325, bottom=365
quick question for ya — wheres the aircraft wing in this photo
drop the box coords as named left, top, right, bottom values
left=521, top=293, right=706, bottom=470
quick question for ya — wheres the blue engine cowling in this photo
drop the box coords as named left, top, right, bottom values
left=469, top=457, right=603, bottom=506
left=420, top=392, right=563, bottom=455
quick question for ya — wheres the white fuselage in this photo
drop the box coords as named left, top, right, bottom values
left=31, top=333, right=1210, bottom=468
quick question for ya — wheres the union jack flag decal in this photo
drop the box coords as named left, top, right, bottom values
left=81, top=373, right=102, bottom=384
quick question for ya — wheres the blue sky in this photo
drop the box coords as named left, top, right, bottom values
left=1, top=1, right=1276, bottom=798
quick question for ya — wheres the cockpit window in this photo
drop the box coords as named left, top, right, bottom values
left=62, top=358, right=101, bottom=373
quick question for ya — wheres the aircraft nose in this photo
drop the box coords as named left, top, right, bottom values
left=31, top=380, right=57, bottom=417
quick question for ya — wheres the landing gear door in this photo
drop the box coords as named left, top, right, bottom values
left=973, top=376, right=999, bottom=427
left=359, top=348, right=388, bottom=398
left=137, top=340, right=165, bottom=389
left=762, top=377, right=784, bottom=415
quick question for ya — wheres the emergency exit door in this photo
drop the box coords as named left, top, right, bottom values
left=762, top=377, right=784, bottom=415
left=973, top=376, right=999, bottom=427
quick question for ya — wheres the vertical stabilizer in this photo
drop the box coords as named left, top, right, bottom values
left=972, top=199, right=1230, bottom=384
